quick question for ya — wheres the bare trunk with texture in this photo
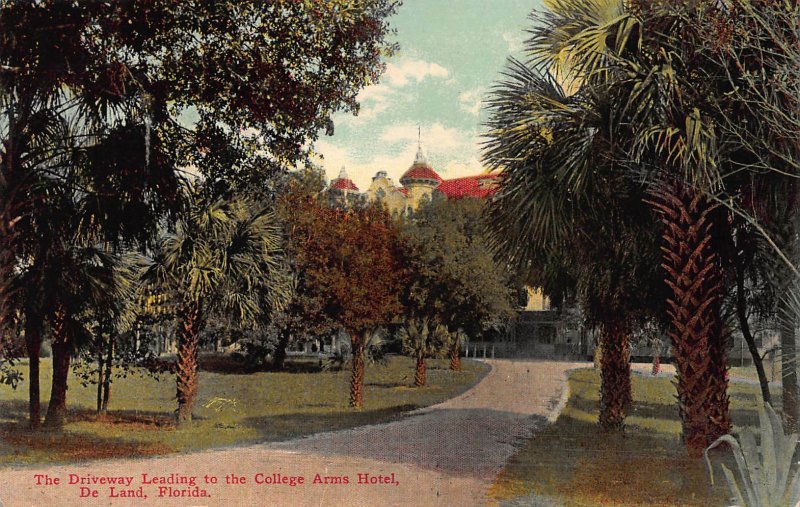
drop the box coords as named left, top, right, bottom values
left=350, top=334, right=365, bottom=409
left=176, top=304, right=202, bottom=425
left=449, top=339, right=462, bottom=371
left=598, top=321, right=631, bottom=431
left=44, top=309, right=70, bottom=428
left=650, top=183, right=731, bottom=456
left=414, top=355, right=426, bottom=387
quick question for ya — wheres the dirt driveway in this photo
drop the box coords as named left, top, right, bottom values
left=0, top=359, right=587, bottom=507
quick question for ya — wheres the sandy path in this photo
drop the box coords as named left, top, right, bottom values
left=0, top=359, right=586, bottom=507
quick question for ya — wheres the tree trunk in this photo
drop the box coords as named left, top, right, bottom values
left=652, top=354, right=661, bottom=376
left=779, top=296, right=799, bottom=432
left=176, top=303, right=202, bottom=425
left=414, top=355, right=426, bottom=387
left=650, top=183, right=731, bottom=457
left=24, top=317, right=41, bottom=429
left=735, top=256, right=771, bottom=403
left=101, top=334, right=114, bottom=413
left=449, top=339, right=462, bottom=371
left=598, top=320, right=631, bottom=431
left=593, top=339, right=602, bottom=369
left=272, top=329, right=290, bottom=370
left=350, top=334, right=365, bottom=409
left=96, top=342, right=103, bottom=413
left=44, top=308, right=70, bottom=428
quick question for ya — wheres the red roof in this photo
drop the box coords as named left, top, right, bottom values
left=330, top=178, right=359, bottom=191
left=400, top=165, right=443, bottom=183
left=397, top=188, right=408, bottom=196
left=437, top=174, right=499, bottom=199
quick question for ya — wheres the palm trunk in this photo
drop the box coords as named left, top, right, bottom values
left=24, top=317, right=41, bottom=429
left=449, top=339, right=462, bottom=371
left=101, top=334, right=114, bottom=413
left=44, top=308, right=70, bottom=428
left=350, top=334, right=365, bottom=409
left=650, top=183, right=731, bottom=456
left=176, top=303, right=202, bottom=425
left=652, top=354, right=661, bottom=376
left=598, top=320, right=631, bottom=430
left=414, top=355, right=426, bottom=387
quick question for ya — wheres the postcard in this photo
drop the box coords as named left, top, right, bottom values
left=2, top=1, right=799, bottom=506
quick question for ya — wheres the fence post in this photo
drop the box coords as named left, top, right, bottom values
left=492, top=345, right=495, bottom=359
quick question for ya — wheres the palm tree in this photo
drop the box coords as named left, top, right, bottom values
left=399, top=318, right=449, bottom=387
left=484, top=56, right=666, bottom=430
left=699, top=0, right=800, bottom=432
left=448, top=329, right=467, bottom=372
left=144, top=186, right=286, bottom=425
left=41, top=244, right=126, bottom=428
left=485, top=0, right=745, bottom=452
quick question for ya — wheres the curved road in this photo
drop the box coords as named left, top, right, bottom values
left=0, top=359, right=586, bottom=507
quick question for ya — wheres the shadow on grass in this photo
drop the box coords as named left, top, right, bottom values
left=0, top=410, right=175, bottom=468
left=0, top=357, right=492, bottom=467
left=0, top=399, right=174, bottom=429
left=568, top=396, right=762, bottom=429
left=364, top=381, right=409, bottom=388
left=490, top=368, right=771, bottom=507
left=493, top=409, right=734, bottom=507
left=196, top=354, right=327, bottom=375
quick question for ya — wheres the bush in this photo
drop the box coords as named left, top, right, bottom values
left=705, top=401, right=800, bottom=507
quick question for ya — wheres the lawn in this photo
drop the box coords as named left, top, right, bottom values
left=491, top=367, right=780, bottom=507
left=0, top=355, right=488, bottom=466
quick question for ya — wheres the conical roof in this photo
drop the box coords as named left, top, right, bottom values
left=330, top=166, right=359, bottom=191
left=400, top=146, right=442, bottom=185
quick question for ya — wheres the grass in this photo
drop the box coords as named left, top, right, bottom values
left=490, top=368, right=780, bottom=507
left=0, top=354, right=488, bottom=467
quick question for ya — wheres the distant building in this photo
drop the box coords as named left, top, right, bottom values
left=323, top=144, right=562, bottom=358
left=327, top=166, right=366, bottom=208
left=326, top=145, right=501, bottom=215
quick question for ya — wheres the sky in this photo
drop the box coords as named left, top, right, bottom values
left=314, top=0, right=545, bottom=191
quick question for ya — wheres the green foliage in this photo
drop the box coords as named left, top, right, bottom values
left=0, top=0, right=400, bottom=381
left=398, top=318, right=450, bottom=360
left=483, top=11, right=667, bottom=328
left=144, top=184, right=288, bottom=328
left=323, top=328, right=392, bottom=371
left=705, top=402, right=800, bottom=507
left=401, top=197, right=517, bottom=340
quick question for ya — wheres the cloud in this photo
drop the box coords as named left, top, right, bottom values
left=379, top=122, right=468, bottom=155
left=383, top=57, right=449, bottom=87
left=459, top=89, right=484, bottom=117
left=338, top=56, right=448, bottom=126
left=502, top=29, right=527, bottom=54
left=345, top=83, right=396, bottom=124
